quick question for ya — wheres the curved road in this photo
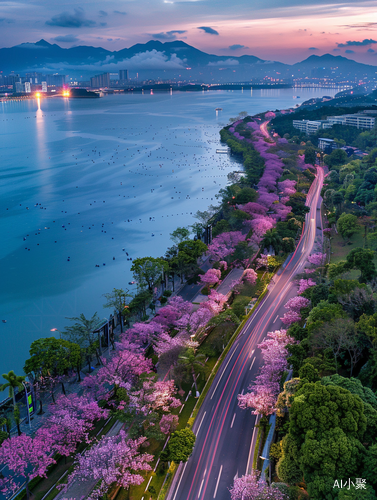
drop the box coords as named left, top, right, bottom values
left=169, top=166, right=324, bottom=500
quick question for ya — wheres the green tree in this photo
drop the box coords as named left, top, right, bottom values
left=63, top=313, right=102, bottom=373
left=277, top=382, right=367, bottom=499
left=324, top=148, right=348, bottom=168
left=177, top=240, right=208, bottom=263
left=345, top=247, right=377, bottom=283
left=170, top=227, right=190, bottom=245
left=0, top=371, right=25, bottom=406
left=131, top=256, right=168, bottom=291
left=103, top=288, right=133, bottom=334
left=304, top=146, right=316, bottom=165
left=363, top=443, right=377, bottom=488
left=24, top=337, right=82, bottom=386
left=166, top=428, right=196, bottom=463
left=306, top=300, right=346, bottom=334
left=178, top=349, right=206, bottom=396
left=337, top=213, right=358, bottom=241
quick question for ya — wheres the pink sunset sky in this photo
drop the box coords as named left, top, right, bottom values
left=0, top=0, right=377, bottom=64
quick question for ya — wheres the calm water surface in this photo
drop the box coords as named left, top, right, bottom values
left=0, top=88, right=337, bottom=376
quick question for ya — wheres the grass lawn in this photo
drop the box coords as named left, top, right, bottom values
left=330, top=225, right=365, bottom=264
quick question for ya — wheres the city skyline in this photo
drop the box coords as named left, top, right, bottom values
left=1, top=0, right=377, bottom=65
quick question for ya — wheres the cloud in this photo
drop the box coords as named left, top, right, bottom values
left=228, top=44, right=247, bottom=50
left=114, top=10, right=127, bottom=15
left=198, top=26, right=219, bottom=35
left=38, top=50, right=188, bottom=72
left=46, top=8, right=96, bottom=28
left=0, top=18, right=15, bottom=24
left=100, top=22, right=107, bottom=27
left=368, top=48, right=375, bottom=53
left=333, top=48, right=341, bottom=52
left=308, top=47, right=318, bottom=50
left=208, top=58, right=239, bottom=66
left=99, top=10, right=108, bottom=17
left=53, top=34, right=79, bottom=43
left=151, top=30, right=187, bottom=40
left=345, top=49, right=355, bottom=53
left=342, top=23, right=377, bottom=30
left=338, top=38, right=377, bottom=47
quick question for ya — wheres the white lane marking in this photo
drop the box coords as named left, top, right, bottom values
left=273, top=315, right=278, bottom=323
left=241, top=388, right=244, bottom=395
left=213, top=465, right=223, bottom=498
left=144, top=476, right=152, bottom=492
left=198, top=479, right=205, bottom=498
left=172, top=462, right=188, bottom=500
left=231, top=413, right=236, bottom=428
left=249, top=357, right=256, bottom=371
left=249, top=349, right=255, bottom=358
left=196, top=411, right=206, bottom=436
left=210, top=349, right=236, bottom=399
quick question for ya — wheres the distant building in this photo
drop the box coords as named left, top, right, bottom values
left=24, top=82, right=31, bottom=93
left=90, top=73, right=110, bottom=88
left=41, top=81, right=47, bottom=93
left=327, top=114, right=375, bottom=130
left=318, top=138, right=338, bottom=152
left=119, top=69, right=129, bottom=81
left=15, top=81, right=24, bottom=93
left=292, top=119, right=332, bottom=135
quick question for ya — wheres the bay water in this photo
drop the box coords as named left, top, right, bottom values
left=0, top=87, right=337, bottom=377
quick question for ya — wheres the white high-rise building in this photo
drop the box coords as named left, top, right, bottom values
left=24, top=82, right=31, bottom=93
left=41, top=81, right=47, bottom=93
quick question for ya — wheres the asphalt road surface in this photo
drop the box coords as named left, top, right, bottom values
left=169, top=166, right=324, bottom=500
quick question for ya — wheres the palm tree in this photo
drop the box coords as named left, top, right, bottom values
left=178, top=348, right=206, bottom=397
left=0, top=371, right=25, bottom=406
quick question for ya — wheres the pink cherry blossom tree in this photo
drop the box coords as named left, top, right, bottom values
left=63, top=431, right=153, bottom=500
left=238, top=329, right=294, bottom=417
left=280, top=310, right=302, bottom=326
left=124, top=321, right=166, bottom=344
left=153, top=296, right=193, bottom=328
left=307, top=252, right=326, bottom=266
left=200, top=289, right=228, bottom=315
left=37, top=394, right=109, bottom=459
left=159, top=414, right=179, bottom=435
left=297, top=278, right=316, bottom=295
left=243, top=269, right=258, bottom=285
left=200, top=268, right=222, bottom=291
left=0, top=434, right=56, bottom=499
left=208, top=231, right=246, bottom=261
left=284, top=296, right=310, bottom=313
left=82, top=348, right=152, bottom=400
left=229, top=471, right=286, bottom=500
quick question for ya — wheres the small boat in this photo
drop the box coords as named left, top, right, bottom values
left=215, top=107, right=223, bottom=111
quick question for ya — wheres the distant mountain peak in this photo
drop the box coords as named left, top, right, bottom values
left=35, top=39, right=52, bottom=47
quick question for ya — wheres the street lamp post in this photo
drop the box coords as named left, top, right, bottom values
left=50, top=328, right=61, bottom=339
left=22, top=381, right=31, bottom=430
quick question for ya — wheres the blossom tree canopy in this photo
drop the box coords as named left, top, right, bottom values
left=280, top=310, right=302, bottom=326
left=308, top=252, right=326, bottom=266
left=159, top=414, right=179, bottom=435
left=125, top=321, right=166, bottom=344
left=63, top=431, right=153, bottom=500
left=229, top=471, right=286, bottom=500
left=0, top=434, right=56, bottom=498
left=297, top=278, right=316, bottom=295
left=243, top=268, right=258, bottom=285
left=200, top=268, right=221, bottom=287
left=284, top=296, right=310, bottom=313
left=207, top=231, right=246, bottom=261
left=238, top=329, right=294, bottom=417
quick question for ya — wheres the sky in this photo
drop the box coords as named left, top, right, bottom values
left=1, top=0, right=377, bottom=64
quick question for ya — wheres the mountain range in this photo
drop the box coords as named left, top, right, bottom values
left=1, top=39, right=376, bottom=82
